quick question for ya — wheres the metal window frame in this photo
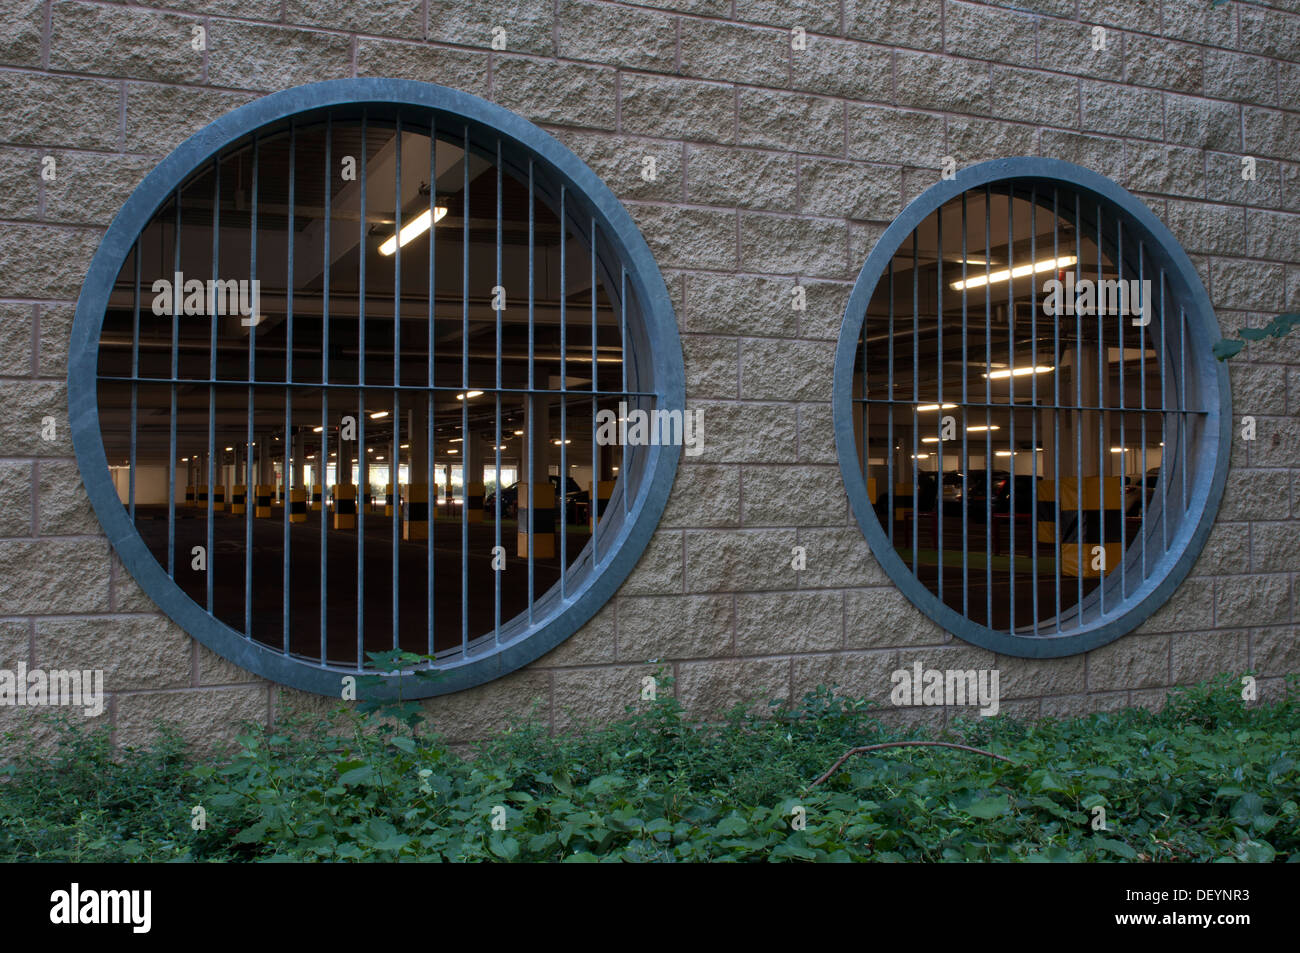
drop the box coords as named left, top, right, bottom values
left=833, top=158, right=1232, bottom=659
left=68, top=78, right=685, bottom=698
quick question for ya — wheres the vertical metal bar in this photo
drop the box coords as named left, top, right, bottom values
left=393, top=116, right=402, bottom=652
left=1139, top=239, right=1147, bottom=583
left=960, top=192, right=968, bottom=619
left=245, top=134, right=258, bottom=639
left=428, top=118, right=437, bottom=658
left=911, top=230, right=918, bottom=578
left=460, top=123, right=469, bottom=655
left=168, top=191, right=180, bottom=578
left=1029, top=183, right=1038, bottom=636
left=591, top=214, right=598, bottom=565
left=129, top=239, right=140, bottom=524
left=527, top=159, right=536, bottom=624
left=1160, top=268, right=1167, bottom=556
left=984, top=185, right=992, bottom=629
left=887, top=258, right=894, bottom=549
left=208, top=155, right=219, bottom=616
left=1117, top=211, right=1126, bottom=600
left=1180, top=306, right=1187, bottom=513
left=320, top=115, right=331, bottom=665
left=560, top=185, right=568, bottom=598
left=284, top=119, right=295, bottom=654
left=1074, top=190, right=1084, bottom=622
left=1052, top=187, right=1062, bottom=632
left=1007, top=184, right=1015, bottom=634
left=1095, top=199, right=1104, bottom=617
left=357, top=109, right=367, bottom=670
left=620, top=267, right=628, bottom=517
left=494, top=137, right=503, bottom=647
left=936, top=201, right=943, bottom=604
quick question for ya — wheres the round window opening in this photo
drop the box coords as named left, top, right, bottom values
left=834, top=159, right=1231, bottom=658
left=70, top=80, right=684, bottom=697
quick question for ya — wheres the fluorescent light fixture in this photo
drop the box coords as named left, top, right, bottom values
left=995, top=451, right=1015, bottom=457
left=225, top=446, right=233, bottom=451
left=449, top=438, right=462, bottom=443
left=369, top=410, right=389, bottom=419
left=921, top=437, right=941, bottom=444
left=366, top=447, right=374, bottom=453
left=312, top=426, right=323, bottom=433
left=913, top=453, right=930, bottom=459
left=456, top=391, right=484, bottom=400
left=966, top=425, right=1000, bottom=432
left=553, top=439, right=572, bottom=445
left=916, top=403, right=957, bottom=412
left=400, top=443, right=409, bottom=449
left=378, top=205, right=449, bottom=256
left=1110, top=447, right=1127, bottom=453
left=950, top=255, right=1077, bottom=291
left=984, top=366, right=1054, bottom=380
left=513, top=429, right=524, bottom=436
left=376, top=456, right=384, bottom=461
left=494, top=445, right=508, bottom=451
left=447, top=449, right=458, bottom=454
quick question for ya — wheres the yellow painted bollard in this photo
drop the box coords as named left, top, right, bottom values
left=384, top=483, right=395, bottom=518
left=254, top=484, right=272, bottom=518
left=310, top=483, right=323, bottom=511
left=289, top=487, right=307, bottom=524
left=516, top=482, right=556, bottom=559
left=212, top=485, right=225, bottom=512
left=197, top=485, right=209, bottom=509
left=185, top=485, right=195, bottom=507
left=333, top=484, right=357, bottom=529
left=403, top=483, right=428, bottom=541
left=230, top=484, right=247, bottom=516
left=466, top=482, right=485, bottom=524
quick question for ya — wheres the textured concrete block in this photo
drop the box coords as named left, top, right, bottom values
left=682, top=334, right=739, bottom=399
left=0, top=225, right=101, bottom=301
left=421, top=668, right=550, bottom=741
left=1230, top=362, right=1288, bottom=417
left=990, top=67, right=1079, bottom=127
left=740, top=338, right=835, bottom=400
left=558, top=0, right=676, bottom=71
left=1159, top=0, right=1237, bottom=46
left=944, top=1, right=1037, bottom=67
left=1204, top=48, right=1278, bottom=107
left=1251, top=626, right=1300, bottom=679
left=685, top=144, right=798, bottom=211
left=1080, top=81, right=1162, bottom=140
left=1123, top=33, right=1203, bottom=94
left=1165, top=200, right=1246, bottom=258
left=0, top=149, right=40, bottom=221
left=1086, top=634, right=1170, bottom=692
left=995, top=654, right=1087, bottom=699
left=797, top=401, right=839, bottom=464
left=206, top=22, right=353, bottom=91
left=552, top=663, right=654, bottom=731
left=0, top=539, right=111, bottom=613
left=1166, top=93, right=1242, bottom=152
left=794, top=526, right=890, bottom=589
left=740, top=464, right=846, bottom=527
left=530, top=601, right=617, bottom=668
left=50, top=2, right=204, bottom=83
left=37, top=615, right=191, bottom=691
left=683, top=272, right=799, bottom=337
left=355, top=40, right=491, bottom=96
left=1247, top=210, right=1300, bottom=264
left=1190, top=521, right=1250, bottom=577
left=845, top=586, right=948, bottom=649
left=620, top=74, right=735, bottom=144
left=1244, top=107, right=1300, bottom=162
left=618, top=593, right=734, bottom=659
left=737, top=0, right=839, bottom=34
left=0, top=0, right=44, bottom=67
left=115, top=685, right=266, bottom=752
left=124, top=85, right=258, bottom=154
left=493, top=58, right=616, bottom=130
left=0, top=303, right=34, bottom=377
left=739, top=212, right=849, bottom=279
left=553, top=132, right=683, bottom=203
left=0, top=462, right=33, bottom=537
left=895, top=51, right=991, bottom=115
left=1238, top=4, right=1300, bottom=60
left=1251, top=521, right=1300, bottom=574
left=1210, top=259, right=1286, bottom=312
left=688, top=400, right=799, bottom=464
left=791, top=36, right=893, bottom=101
left=791, top=650, right=900, bottom=705
left=799, top=159, right=900, bottom=220
left=844, top=0, right=943, bottom=51
left=660, top=463, right=742, bottom=528
left=685, top=528, right=796, bottom=592
left=0, top=73, right=121, bottom=151
left=285, top=0, right=425, bottom=38
left=1170, top=629, right=1248, bottom=684
left=1217, top=573, right=1291, bottom=628
left=675, top=656, right=791, bottom=718
left=679, top=20, right=789, bottom=88
left=945, top=117, right=1037, bottom=167
left=1038, top=130, right=1125, bottom=181
left=847, top=105, right=945, bottom=166
left=42, top=152, right=157, bottom=227
left=37, top=459, right=97, bottom=536
left=0, top=380, right=73, bottom=458
left=428, top=0, right=555, bottom=56
left=1036, top=19, right=1122, bottom=81
left=737, top=88, right=844, bottom=156
left=629, top=203, right=737, bottom=271
left=1124, top=143, right=1206, bottom=200
left=619, top=529, right=684, bottom=595
left=736, top=589, right=843, bottom=653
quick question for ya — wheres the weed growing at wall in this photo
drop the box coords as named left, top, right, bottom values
left=1, top=674, right=1296, bottom=862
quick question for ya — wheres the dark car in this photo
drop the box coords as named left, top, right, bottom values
left=942, top=469, right=1010, bottom=520
left=990, top=474, right=1042, bottom=514
left=484, top=476, right=589, bottom=523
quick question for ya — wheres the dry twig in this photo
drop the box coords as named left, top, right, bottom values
left=809, top=741, right=1014, bottom=788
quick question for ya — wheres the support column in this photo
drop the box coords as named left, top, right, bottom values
left=465, top=426, right=485, bottom=524
left=519, top=394, right=555, bottom=558
left=404, top=406, right=429, bottom=540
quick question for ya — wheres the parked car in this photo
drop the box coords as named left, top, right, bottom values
left=990, top=474, right=1043, bottom=514
left=484, top=476, right=589, bottom=523
left=942, top=469, right=1010, bottom=520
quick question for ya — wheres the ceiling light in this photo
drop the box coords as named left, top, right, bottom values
left=950, top=255, right=1077, bottom=291
left=553, top=439, right=572, bottom=445
left=378, top=205, right=449, bottom=256
left=513, top=430, right=524, bottom=436
left=400, top=443, right=409, bottom=449
left=966, top=425, right=1000, bottom=432
left=913, top=453, right=930, bottom=459
left=225, top=446, right=233, bottom=451
left=449, top=438, right=462, bottom=443
left=448, top=449, right=458, bottom=454
left=916, top=403, right=957, bottom=412
left=921, top=437, right=941, bottom=444
left=369, top=410, right=389, bottom=419
left=456, top=390, right=483, bottom=400
left=984, top=366, right=1054, bottom=380
left=376, top=456, right=384, bottom=461
left=312, top=426, right=323, bottom=433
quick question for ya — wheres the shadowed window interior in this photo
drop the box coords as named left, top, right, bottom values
left=851, top=181, right=1208, bottom=638
left=95, top=106, right=657, bottom=669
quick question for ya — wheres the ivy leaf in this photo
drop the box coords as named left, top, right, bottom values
left=966, top=796, right=1010, bottom=819
left=1213, top=339, right=1245, bottom=360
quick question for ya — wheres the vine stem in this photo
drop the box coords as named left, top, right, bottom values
left=809, top=741, right=1014, bottom=788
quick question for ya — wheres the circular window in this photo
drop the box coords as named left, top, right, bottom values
left=70, top=79, right=684, bottom=697
left=834, top=159, right=1231, bottom=658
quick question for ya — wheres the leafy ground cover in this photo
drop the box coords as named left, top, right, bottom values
left=1, top=671, right=1295, bottom=862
